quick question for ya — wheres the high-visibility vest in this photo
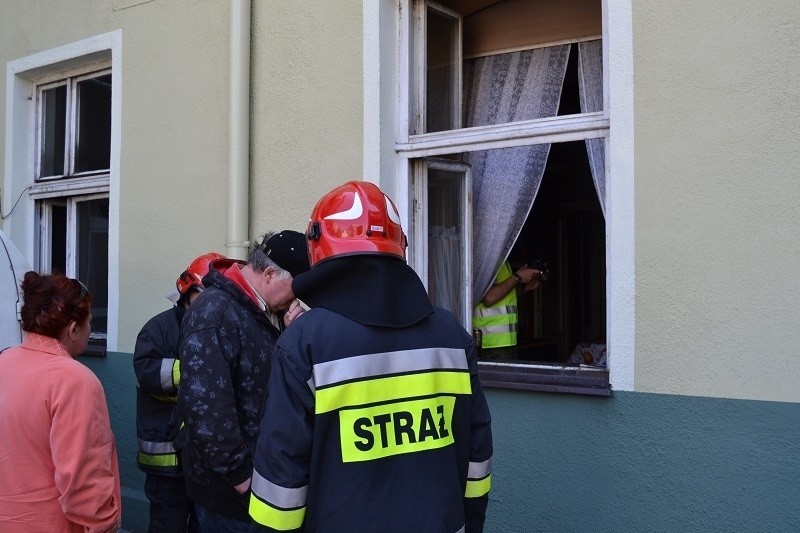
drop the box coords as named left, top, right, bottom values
left=473, top=261, right=518, bottom=349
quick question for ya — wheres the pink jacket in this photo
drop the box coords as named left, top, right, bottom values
left=0, top=333, right=121, bottom=532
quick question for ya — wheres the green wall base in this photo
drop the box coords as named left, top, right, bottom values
left=82, top=354, right=800, bottom=532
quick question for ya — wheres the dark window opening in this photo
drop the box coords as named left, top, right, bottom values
left=75, top=74, right=112, bottom=173
left=40, top=85, right=67, bottom=178
left=508, top=140, right=606, bottom=365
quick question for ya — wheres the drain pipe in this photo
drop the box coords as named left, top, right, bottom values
left=226, top=0, right=252, bottom=260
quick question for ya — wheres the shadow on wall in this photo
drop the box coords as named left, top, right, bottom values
left=78, top=352, right=148, bottom=532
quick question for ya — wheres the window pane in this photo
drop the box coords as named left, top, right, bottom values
left=426, top=9, right=458, bottom=133
left=427, top=168, right=464, bottom=321
left=40, top=85, right=66, bottom=177
left=75, top=74, right=112, bottom=173
left=76, top=198, right=109, bottom=335
left=50, top=203, right=67, bottom=274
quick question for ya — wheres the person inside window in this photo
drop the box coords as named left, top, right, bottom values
left=473, top=261, right=541, bottom=360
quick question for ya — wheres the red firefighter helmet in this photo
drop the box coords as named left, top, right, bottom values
left=306, top=181, right=406, bottom=266
left=176, top=252, right=226, bottom=295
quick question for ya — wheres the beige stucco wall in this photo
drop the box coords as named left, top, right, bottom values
left=0, top=0, right=229, bottom=352
left=633, top=0, right=800, bottom=401
left=249, top=1, right=364, bottom=236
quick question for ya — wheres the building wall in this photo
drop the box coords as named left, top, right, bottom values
left=112, top=0, right=229, bottom=352
left=632, top=0, right=800, bottom=401
left=0, top=0, right=230, bottom=353
left=249, top=1, right=364, bottom=236
left=484, top=389, right=799, bottom=532
left=5, top=1, right=800, bottom=531
left=83, top=353, right=800, bottom=533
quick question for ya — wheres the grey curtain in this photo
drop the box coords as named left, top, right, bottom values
left=464, top=45, right=570, bottom=303
left=578, top=39, right=606, bottom=216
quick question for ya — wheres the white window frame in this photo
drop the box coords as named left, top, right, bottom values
left=35, top=64, right=112, bottom=182
left=3, top=31, right=122, bottom=350
left=376, top=0, right=635, bottom=392
left=412, top=1, right=463, bottom=134
left=412, top=157, right=473, bottom=326
left=35, top=192, right=110, bottom=277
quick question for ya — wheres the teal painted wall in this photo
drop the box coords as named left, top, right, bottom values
left=79, top=352, right=147, bottom=532
left=82, top=357, right=800, bottom=532
left=486, top=389, right=799, bottom=532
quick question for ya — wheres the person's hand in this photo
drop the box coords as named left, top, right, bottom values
left=283, top=298, right=305, bottom=327
left=234, top=477, right=251, bottom=494
left=514, top=265, right=541, bottom=284
left=523, top=278, right=542, bottom=293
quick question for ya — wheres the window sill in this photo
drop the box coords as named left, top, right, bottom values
left=79, top=337, right=107, bottom=357
left=478, top=361, right=611, bottom=396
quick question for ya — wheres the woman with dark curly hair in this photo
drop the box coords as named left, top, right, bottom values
left=0, top=272, right=121, bottom=532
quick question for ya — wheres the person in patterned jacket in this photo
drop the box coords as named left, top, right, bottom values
left=177, top=231, right=309, bottom=531
left=134, top=252, right=224, bottom=533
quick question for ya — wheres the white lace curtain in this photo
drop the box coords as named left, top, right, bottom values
left=428, top=226, right=463, bottom=318
left=578, top=39, right=606, bottom=216
left=465, top=45, right=570, bottom=303
left=464, top=40, right=605, bottom=304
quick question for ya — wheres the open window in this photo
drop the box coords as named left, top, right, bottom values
left=399, top=0, right=609, bottom=394
left=411, top=158, right=473, bottom=326
left=32, top=67, right=111, bottom=355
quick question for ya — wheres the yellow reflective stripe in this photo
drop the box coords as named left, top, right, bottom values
left=172, top=359, right=181, bottom=387
left=249, top=492, right=306, bottom=531
left=147, top=392, right=177, bottom=403
left=138, top=450, right=179, bottom=467
left=316, top=371, right=471, bottom=414
left=340, top=396, right=456, bottom=462
left=465, top=474, right=492, bottom=498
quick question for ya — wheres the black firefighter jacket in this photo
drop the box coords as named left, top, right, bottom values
left=177, top=266, right=281, bottom=521
left=133, top=306, right=185, bottom=476
left=249, top=305, right=494, bottom=532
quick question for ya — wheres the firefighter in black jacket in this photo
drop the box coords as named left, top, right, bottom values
left=248, top=181, right=493, bottom=532
left=134, top=252, right=224, bottom=533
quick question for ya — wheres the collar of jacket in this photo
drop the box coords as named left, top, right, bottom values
left=292, top=255, right=433, bottom=328
left=203, top=267, right=281, bottom=334
left=21, top=332, right=72, bottom=358
left=222, top=262, right=264, bottom=310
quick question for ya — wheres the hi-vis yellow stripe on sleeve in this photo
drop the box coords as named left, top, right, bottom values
left=249, top=471, right=307, bottom=531
left=249, top=493, right=306, bottom=531
left=465, top=458, right=492, bottom=497
left=465, top=474, right=492, bottom=498
left=137, top=451, right=178, bottom=467
left=315, top=371, right=471, bottom=414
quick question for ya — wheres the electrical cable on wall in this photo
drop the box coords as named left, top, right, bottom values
left=0, top=186, right=33, bottom=220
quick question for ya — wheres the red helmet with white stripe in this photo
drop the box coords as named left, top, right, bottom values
left=306, top=181, right=406, bottom=266
left=176, top=252, right=226, bottom=295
